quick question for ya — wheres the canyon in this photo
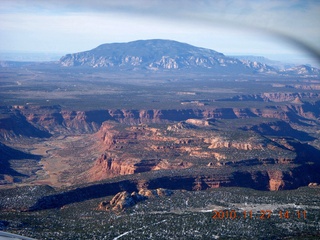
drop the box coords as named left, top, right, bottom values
left=1, top=42, right=320, bottom=201
left=1, top=39, right=320, bottom=239
left=1, top=90, right=319, bottom=195
left=1, top=62, right=320, bottom=209
left=1, top=93, right=319, bottom=138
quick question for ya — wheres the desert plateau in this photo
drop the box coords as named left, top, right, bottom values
left=1, top=39, right=320, bottom=239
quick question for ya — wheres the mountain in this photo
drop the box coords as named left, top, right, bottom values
left=59, top=39, right=277, bottom=73
left=229, top=55, right=295, bottom=70
left=280, top=64, right=320, bottom=76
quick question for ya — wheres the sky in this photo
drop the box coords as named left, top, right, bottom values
left=1, top=0, right=320, bottom=66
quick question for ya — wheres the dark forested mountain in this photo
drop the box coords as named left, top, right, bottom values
left=59, top=39, right=277, bottom=73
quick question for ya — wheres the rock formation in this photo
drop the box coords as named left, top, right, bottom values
left=308, top=182, right=319, bottom=187
left=97, top=188, right=172, bottom=211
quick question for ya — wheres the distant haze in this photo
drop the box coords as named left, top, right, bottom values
left=0, top=52, right=64, bottom=62
left=1, top=45, right=319, bottom=69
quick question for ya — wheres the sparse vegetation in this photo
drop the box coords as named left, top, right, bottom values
left=1, top=59, right=320, bottom=239
left=1, top=187, right=320, bottom=239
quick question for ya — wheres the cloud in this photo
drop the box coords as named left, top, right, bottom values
left=2, top=1, right=318, bottom=34
left=2, top=0, right=319, bottom=37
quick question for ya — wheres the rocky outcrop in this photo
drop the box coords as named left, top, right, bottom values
left=97, top=191, right=145, bottom=211
left=89, top=153, right=139, bottom=181
left=204, top=137, right=265, bottom=150
left=138, top=188, right=172, bottom=197
left=268, top=171, right=286, bottom=191
left=89, top=152, right=193, bottom=182
left=185, top=119, right=211, bottom=127
left=308, top=182, right=319, bottom=187
left=97, top=188, right=172, bottom=211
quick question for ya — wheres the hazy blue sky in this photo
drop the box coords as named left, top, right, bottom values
left=1, top=0, right=320, bottom=65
